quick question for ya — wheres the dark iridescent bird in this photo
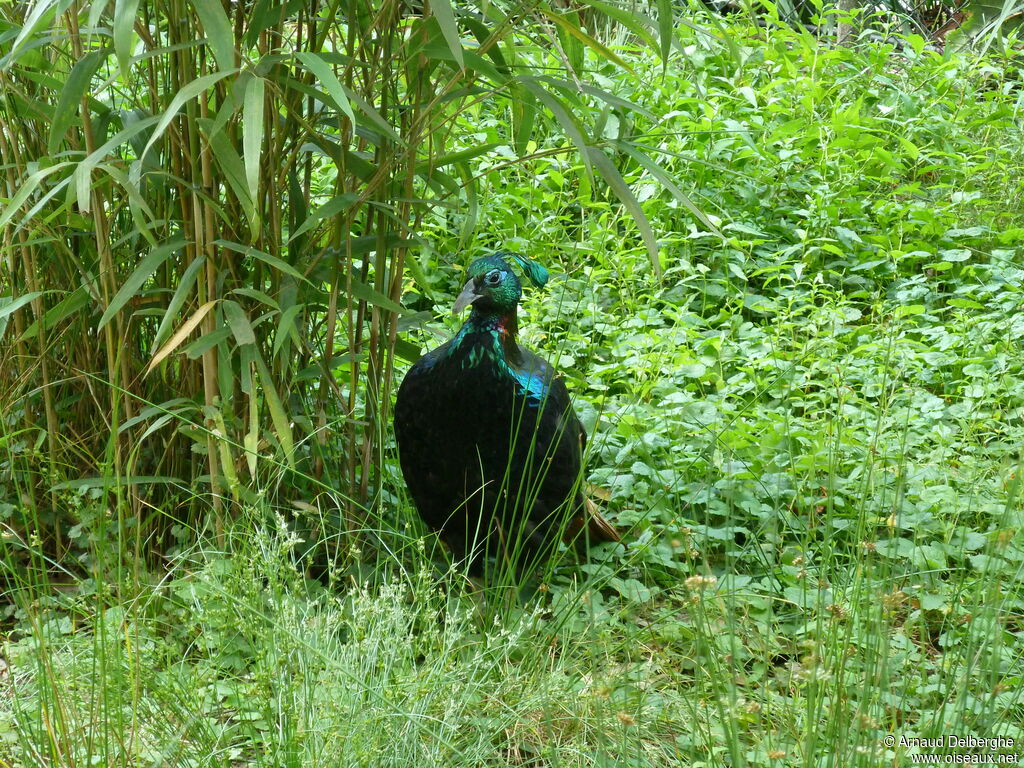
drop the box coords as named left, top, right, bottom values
left=394, top=252, right=619, bottom=574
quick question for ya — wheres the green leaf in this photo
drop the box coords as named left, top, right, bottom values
left=894, top=304, right=926, bottom=318
left=519, top=78, right=592, bottom=178
left=253, top=351, right=295, bottom=467
left=290, top=193, right=358, bottom=240
left=193, top=0, right=236, bottom=71
left=138, top=69, right=237, bottom=169
left=242, top=75, right=265, bottom=210
left=152, top=255, right=204, bottom=350
left=586, top=146, right=661, bottom=277
left=221, top=299, right=256, bottom=346
left=19, top=286, right=92, bottom=343
left=77, top=114, right=161, bottom=212
left=429, top=0, right=465, bottom=68
left=98, top=236, right=186, bottom=330
left=0, top=162, right=74, bottom=230
left=539, top=10, right=634, bottom=74
left=113, top=0, right=141, bottom=76
left=215, top=240, right=312, bottom=285
left=617, top=141, right=721, bottom=236
left=350, top=277, right=409, bottom=317
left=48, top=49, right=107, bottom=155
left=295, top=51, right=356, bottom=126
left=656, top=0, right=673, bottom=65
left=0, top=292, right=43, bottom=320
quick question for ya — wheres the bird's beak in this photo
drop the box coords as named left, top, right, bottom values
left=452, top=279, right=480, bottom=315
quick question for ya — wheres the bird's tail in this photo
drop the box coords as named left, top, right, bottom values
left=565, top=495, right=620, bottom=544
left=584, top=496, right=621, bottom=542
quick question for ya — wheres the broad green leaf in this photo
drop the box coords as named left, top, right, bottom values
left=242, top=75, right=265, bottom=209
left=253, top=351, right=295, bottom=467
left=48, top=49, right=107, bottom=154
left=295, top=51, right=356, bottom=126
left=193, top=0, right=236, bottom=71
left=99, top=236, right=186, bottom=330
left=894, top=304, right=926, bottom=318
left=221, top=299, right=256, bottom=346
left=429, top=0, right=464, bottom=68
left=113, top=0, right=141, bottom=76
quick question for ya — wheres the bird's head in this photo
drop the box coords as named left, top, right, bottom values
left=453, top=252, right=549, bottom=316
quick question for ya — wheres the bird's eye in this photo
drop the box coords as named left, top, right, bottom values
left=485, top=270, right=502, bottom=285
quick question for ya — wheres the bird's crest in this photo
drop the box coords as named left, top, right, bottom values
left=468, top=251, right=549, bottom=289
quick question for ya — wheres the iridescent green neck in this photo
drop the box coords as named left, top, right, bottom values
left=453, top=307, right=522, bottom=366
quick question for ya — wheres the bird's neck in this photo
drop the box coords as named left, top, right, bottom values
left=458, top=308, right=522, bottom=365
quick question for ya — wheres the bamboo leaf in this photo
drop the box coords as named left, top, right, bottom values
left=539, top=10, right=635, bottom=74
left=290, top=193, right=358, bottom=240
left=429, top=0, right=465, bottom=68
left=138, top=69, right=237, bottom=169
left=617, top=141, right=721, bottom=236
left=342, top=88, right=404, bottom=145
left=242, top=75, right=265, bottom=210
left=18, top=286, right=92, bottom=342
left=75, top=113, right=161, bottom=212
left=656, top=0, right=673, bottom=66
left=221, top=299, right=256, bottom=346
left=99, top=235, right=186, bottom=330
left=0, top=293, right=44, bottom=340
left=586, top=146, right=661, bottom=277
left=350, top=276, right=410, bottom=317
left=8, top=0, right=61, bottom=67
left=153, top=254, right=204, bottom=350
left=232, top=287, right=279, bottom=310
left=49, top=49, right=107, bottom=154
left=147, top=300, right=218, bottom=374
left=272, top=303, right=303, bottom=358
left=215, top=240, right=312, bottom=285
left=0, top=162, right=73, bottom=229
left=253, top=351, right=295, bottom=467
left=193, top=0, right=236, bottom=71
left=295, top=51, right=356, bottom=126
left=0, top=292, right=44, bottom=320
left=572, top=0, right=658, bottom=52
left=113, top=0, right=141, bottom=76
left=519, top=78, right=593, bottom=178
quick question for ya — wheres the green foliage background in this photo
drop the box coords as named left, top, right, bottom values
left=1, top=0, right=1023, bottom=765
